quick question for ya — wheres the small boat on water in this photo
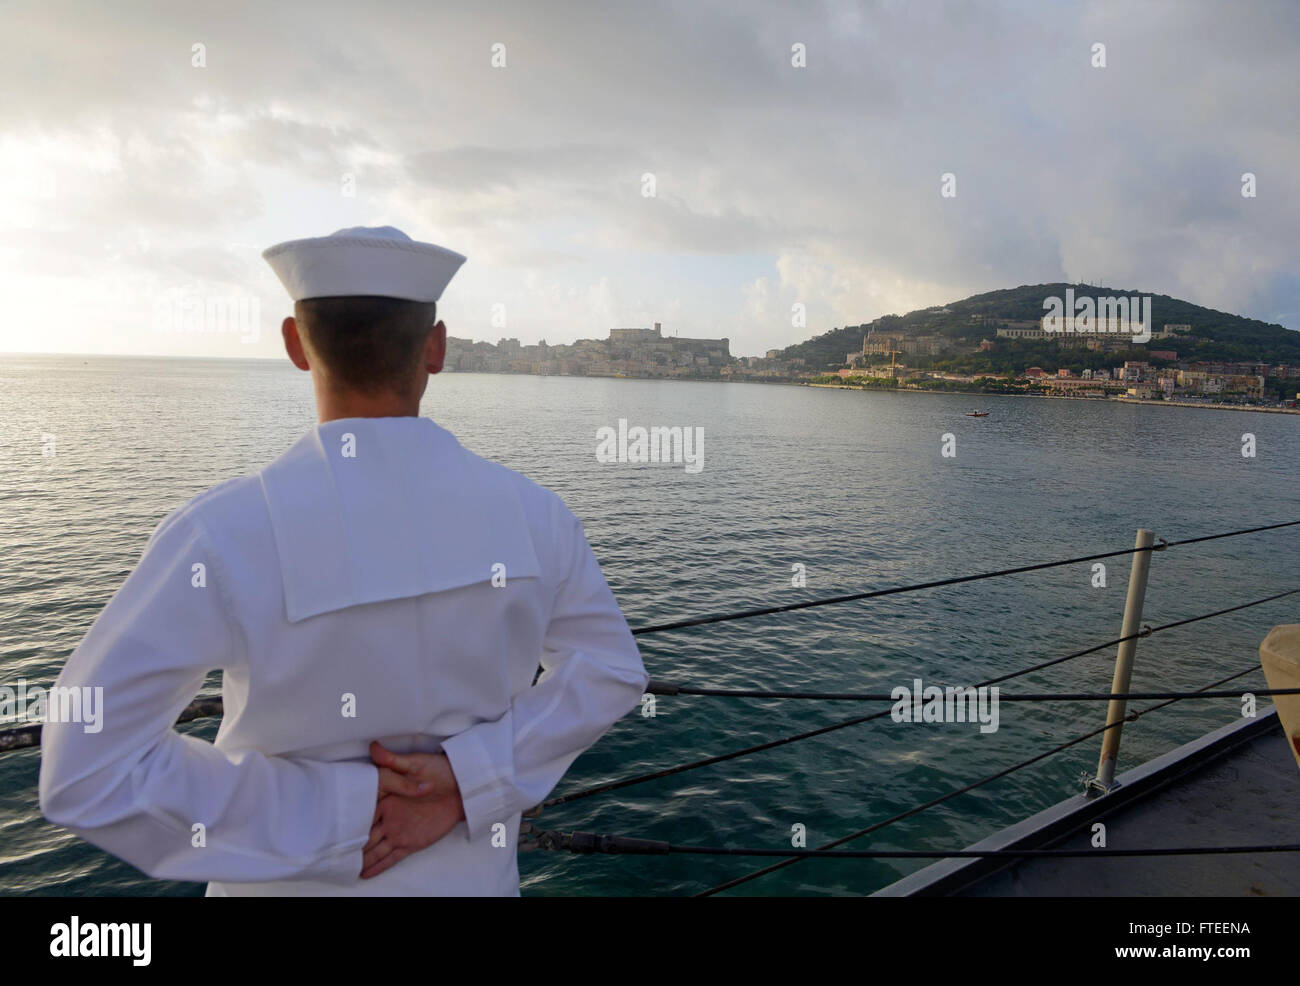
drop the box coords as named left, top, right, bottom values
left=966, top=410, right=989, bottom=417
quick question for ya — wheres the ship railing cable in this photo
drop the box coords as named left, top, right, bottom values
left=0, top=519, right=1295, bottom=754
left=0, top=696, right=222, bottom=754
left=629, top=519, right=1300, bottom=636
left=539, top=585, right=1298, bottom=809
left=647, top=685, right=1300, bottom=701
left=1, top=586, right=1295, bottom=757
left=690, top=664, right=1265, bottom=895
left=520, top=835, right=1300, bottom=860
left=512, top=664, right=1299, bottom=889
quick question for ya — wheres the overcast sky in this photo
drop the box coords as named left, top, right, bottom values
left=2, top=0, right=1297, bottom=359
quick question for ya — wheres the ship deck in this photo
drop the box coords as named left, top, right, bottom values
left=874, top=709, right=1300, bottom=897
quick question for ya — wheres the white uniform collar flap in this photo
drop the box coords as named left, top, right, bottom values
left=259, top=417, right=540, bottom=623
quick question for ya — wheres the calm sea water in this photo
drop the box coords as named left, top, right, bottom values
left=1, top=354, right=1296, bottom=897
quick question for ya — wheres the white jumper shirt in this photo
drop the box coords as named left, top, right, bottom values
left=38, top=416, right=648, bottom=895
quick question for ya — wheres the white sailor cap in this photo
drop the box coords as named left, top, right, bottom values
left=262, top=226, right=466, bottom=303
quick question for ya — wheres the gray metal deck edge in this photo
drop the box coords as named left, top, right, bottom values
left=870, top=709, right=1282, bottom=897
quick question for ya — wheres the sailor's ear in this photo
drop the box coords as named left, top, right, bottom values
left=426, top=320, right=447, bottom=375
left=282, top=316, right=310, bottom=371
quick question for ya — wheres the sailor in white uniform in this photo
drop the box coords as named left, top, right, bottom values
left=38, top=226, right=649, bottom=896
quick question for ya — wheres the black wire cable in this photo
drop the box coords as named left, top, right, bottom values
left=0, top=694, right=223, bottom=753
left=530, top=832, right=1300, bottom=859
left=7, top=590, right=1289, bottom=759
left=5, top=525, right=1295, bottom=754
left=630, top=520, right=1300, bottom=636
left=16, top=584, right=1285, bottom=754
left=1164, top=519, right=1300, bottom=548
left=682, top=845, right=1300, bottom=859
left=6, top=587, right=1291, bottom=756
left=695, top=665, right=1260, bottom=895
left=652, top=685, right=1300, bottom=702
left=542, top=588, right=1297, bottom=808
left=974, top=586, right=1295, bottom=688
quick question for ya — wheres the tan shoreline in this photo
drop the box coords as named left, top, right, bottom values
left=805, top=382, right=1300, bottom=414
left=1111, top=397, right=1300, bottom=414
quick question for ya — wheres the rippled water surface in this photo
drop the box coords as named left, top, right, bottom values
left=1, top=355, right=1296, bottom=896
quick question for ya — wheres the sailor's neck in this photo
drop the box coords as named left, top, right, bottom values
left=314, top=389, right=423, bottom=423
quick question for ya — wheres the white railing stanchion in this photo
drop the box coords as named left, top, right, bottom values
left=1090, top=528, right=1156, bottom=794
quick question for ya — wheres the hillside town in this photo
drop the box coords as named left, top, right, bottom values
left=832, top=317, right=1294, bottom=403
left=441, top=316, right=1300, bottom=407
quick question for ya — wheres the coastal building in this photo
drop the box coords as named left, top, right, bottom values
left=844, top=363, right=911, bottom=380
left=608, top=324, right=662, bottom=344
left=1044, top=377, right=1109, bottom=395
left=899, top=335, right=949, bottom=356
left=1169, top=371, right=1263, bottom=397
left=1231, top=375, right=1266, bottom=398
left=996, top=325, right=1050, bottom=341
left=996, top=316, right=1165, bottom=352
left=863, top=332, right=905, bottom=355
left=444, top=322, right=734, bottom=379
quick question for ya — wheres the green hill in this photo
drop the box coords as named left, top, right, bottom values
left=778, top=283, right=1300, bottom=371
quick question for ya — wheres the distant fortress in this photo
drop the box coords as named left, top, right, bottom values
left=607, top=325, right=664, bottom=343
left=444, top=322, right=737, bottom=379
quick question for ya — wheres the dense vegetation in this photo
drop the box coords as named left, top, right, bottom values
left=779, top=283, right=1300, bottom=373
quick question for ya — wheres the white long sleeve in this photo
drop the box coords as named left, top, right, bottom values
left=38, top=505, right=379, bottom=884
left=440, top=499, right=648, bottom=839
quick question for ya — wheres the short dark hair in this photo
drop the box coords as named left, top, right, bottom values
left=294, top=296, right=436, bottom=394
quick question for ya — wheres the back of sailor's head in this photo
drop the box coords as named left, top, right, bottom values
left=262, top=226, right=466, bottom=395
